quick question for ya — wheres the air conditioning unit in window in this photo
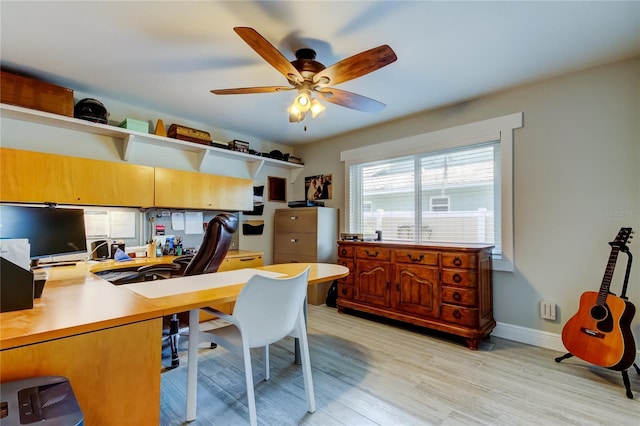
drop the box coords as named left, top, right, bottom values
left=430, top=196, right=450, bottom=212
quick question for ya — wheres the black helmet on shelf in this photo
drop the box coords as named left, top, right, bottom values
left=74, top=98, right=109, bottom=124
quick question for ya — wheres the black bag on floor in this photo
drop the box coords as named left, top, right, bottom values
left=326, top=280, right=338, bottom=308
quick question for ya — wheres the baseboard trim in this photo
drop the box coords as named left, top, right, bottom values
left=492, top=322, right=565, bottom=352
left=493, top=322, right=640, bottom=361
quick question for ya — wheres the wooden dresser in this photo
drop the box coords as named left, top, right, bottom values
left=274, top=207, right=338, bottom=304
left=336, top=241, right=495, bottom=349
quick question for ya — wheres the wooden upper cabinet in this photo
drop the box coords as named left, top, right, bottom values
left=0, top=148, right=154, bottom=206
left=154, top=167, right=252, bottom=211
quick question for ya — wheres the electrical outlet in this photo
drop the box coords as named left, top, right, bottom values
left=540, top=300, right=556, bottom=320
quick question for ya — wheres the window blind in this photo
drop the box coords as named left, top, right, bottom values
left=349, top=141, right=501, bottom=256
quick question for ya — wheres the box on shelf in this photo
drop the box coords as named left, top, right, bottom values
left=118, top=118, right=148, bottom=133
left=0, top=71, right=74, bottom=117
left=168, top=124, right=211, bottom=146
left=231, top=139, right=250, bottom=153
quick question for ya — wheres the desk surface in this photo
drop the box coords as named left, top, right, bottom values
left=0, top=260, right=347, bottom=351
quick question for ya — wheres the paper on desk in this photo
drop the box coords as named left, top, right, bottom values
left=121, top=268, right=285, bottom=298
left=0, top=239, right=31, bottom=270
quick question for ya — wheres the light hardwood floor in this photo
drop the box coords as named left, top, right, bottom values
left=160, top=305, right=640, bottom=425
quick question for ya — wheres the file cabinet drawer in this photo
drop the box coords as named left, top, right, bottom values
left=274, top=209, right=317, bottom=233
left=274, top=233, right=318, bottom=255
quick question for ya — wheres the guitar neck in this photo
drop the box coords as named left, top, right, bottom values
left=597, top=246, right=621, bottom=305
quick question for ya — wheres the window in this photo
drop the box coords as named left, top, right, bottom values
left=349, top=142, right=499, bottom=251
left=341, top=113, right=523, bottom=272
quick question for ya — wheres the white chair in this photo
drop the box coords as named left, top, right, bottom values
left=200, top=267, right=315, bottom=426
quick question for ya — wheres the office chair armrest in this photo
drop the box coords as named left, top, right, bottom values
left=111, top=263, right=181, bottom=285
left=172, top=255, right=194, bottom=265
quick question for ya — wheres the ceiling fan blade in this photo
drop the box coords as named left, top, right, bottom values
left=313, top=45, right=397, bottom=86
left=233, top=27, right=303, bottom=83
left=315, top=88, right=386, bottom=113
left=211, top=86, right=294, bottom=95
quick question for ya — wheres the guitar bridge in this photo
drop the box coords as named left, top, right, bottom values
left=580, top=327, right=605, bottom=339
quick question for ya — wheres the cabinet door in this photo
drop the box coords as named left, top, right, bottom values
left=0, top=147, right=154, bottom=206
left=154, top=167, right=252, bottom=210
left=394, top=264, right=440, bottom=318
left=355, top=259, right=391, bottom=307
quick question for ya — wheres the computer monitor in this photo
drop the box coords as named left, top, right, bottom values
left=0, top=205, right=88, bottom=261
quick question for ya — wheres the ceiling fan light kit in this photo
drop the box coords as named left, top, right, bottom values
left=211, top=27, right=397, bottom=125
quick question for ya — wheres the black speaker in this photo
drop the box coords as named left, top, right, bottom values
left=91, top=240, right=109, bottom=260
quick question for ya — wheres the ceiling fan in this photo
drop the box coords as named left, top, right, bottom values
left=211, top=27, right=397, bottom=123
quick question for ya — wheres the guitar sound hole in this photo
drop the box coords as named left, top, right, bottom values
left=590, top=305, right=608, bottom=321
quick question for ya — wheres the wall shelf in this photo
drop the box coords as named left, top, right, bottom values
left=0, top=103, right=304, bottom=181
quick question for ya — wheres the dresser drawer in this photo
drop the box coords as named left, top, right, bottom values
left=355, top=246, right=391, bottom=261
left=338, top=283, right=354, bottom=300
left=441, top=304, right=479, bottom=328
left=275, top=209, right=317, bottom=233
left=442, top=253, right=477, bottom=269
left=441, top=270, right=477, bottom=287
left=442, top=286, right=478, bottom=307
left=274, top=233, right=318, bottom=255
left=394, top=249, right=438, bottom=266
left=338, top=245, right=355, bottom=258
left=337, top=258, right=354, bottom=284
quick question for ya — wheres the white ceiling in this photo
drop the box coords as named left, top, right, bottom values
left=1, top=1, right=639, bottom=146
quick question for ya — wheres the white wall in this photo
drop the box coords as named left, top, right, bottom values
left=293, top=57, right=640, bottom=350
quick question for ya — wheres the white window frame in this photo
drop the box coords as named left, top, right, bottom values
left=341, top=112, right=523, bottom=272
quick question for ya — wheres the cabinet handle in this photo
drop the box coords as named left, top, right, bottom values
left=407, top=253, right=424, bottom=263
left=453, top=256, right=462, bottom=267
left=341, top=288, right=348, bottom=295
left=239, top=257, right=257, bottom=262
left=453, top=291, right=462, bottom=301
left=386, top=282, right=390, bottom=290
left=290, top=239, right=298, bottom=243
left=365, top=249, right=379, bottom=257
left=453, top=273, right=462, bottom=283
left=396, top=283, right=400, bottom=291
left=453, top=309, right=462, bottom=319
left=290, top=216, right=299, bottom=220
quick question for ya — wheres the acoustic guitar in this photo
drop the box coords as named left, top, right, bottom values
left=561, top=227, right=636, bottom=371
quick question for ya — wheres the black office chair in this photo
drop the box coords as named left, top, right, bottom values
left=112, top=212, right=239, bottom=368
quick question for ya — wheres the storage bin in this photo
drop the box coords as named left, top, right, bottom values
left=118, top=118, right=149, bottom=133
left=1, top=71, right=74, bottom=117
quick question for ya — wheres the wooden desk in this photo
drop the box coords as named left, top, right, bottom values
left=0, top=261, right=347, bottom=425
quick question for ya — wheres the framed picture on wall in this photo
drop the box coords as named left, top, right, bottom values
left=268, top=176, right=286, bottom=202
left=305, top=174, right=332, bottom=201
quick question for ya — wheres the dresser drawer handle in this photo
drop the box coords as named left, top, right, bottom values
left=239, top=257, right=257, bottom=262
left=453, top=291, right=462, bottom=301
left=365, top=250, right=380, bottom=257
left=453, top=273, right=462, bottom=283
left=290, top=216, right=299, bottom=220
left=407, top=253, right=424, bottom=263
left=290, top=239, right=298, bottom=243
left=453, top=256, right=462, bottom=267
left=341, top=288, right=348, bottom=295
left=453, top=309, right=462, bottom=319
left=341, top=248, right=348, bottom=256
